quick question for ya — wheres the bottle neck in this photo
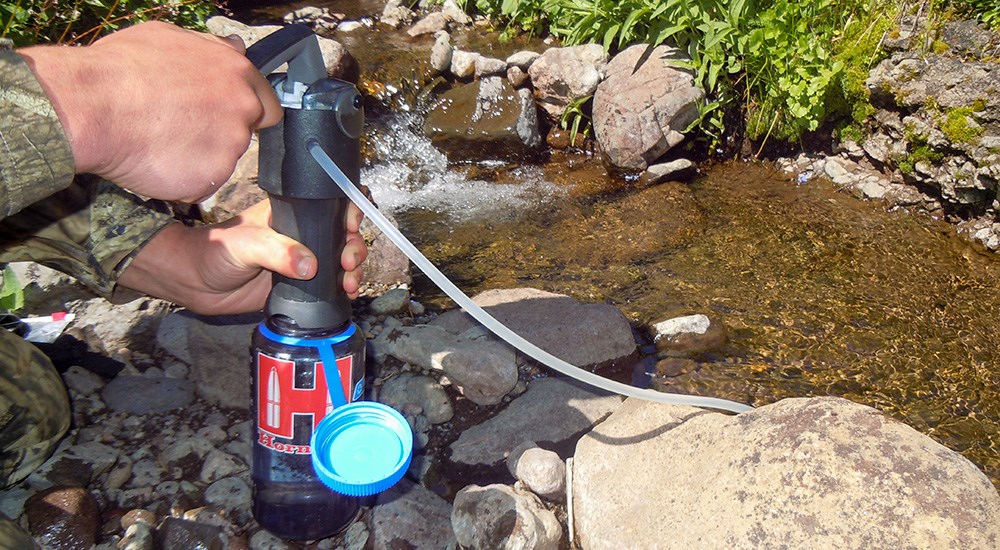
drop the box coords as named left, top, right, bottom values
left=265, top=315, right=352, bottom=340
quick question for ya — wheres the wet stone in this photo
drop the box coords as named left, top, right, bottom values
left=25, top=486, right=100, bottom=549
left=156, top=516, right=228, bottom=550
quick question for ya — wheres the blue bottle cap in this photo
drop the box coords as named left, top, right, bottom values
left=311, top=402, right=413, bottom=497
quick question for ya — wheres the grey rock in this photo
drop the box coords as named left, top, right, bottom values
left=450, top=377, right=622, bottom=465
left=380, top=0, right=415, bottom=28
left=452, top=484, right=561, bottom=550
left=638, top=159, right=697, bottom=186
left=528, top=45, right=608, bottom=119
left=372, top=324, right=516, bottom=405
left=442, top=0, right=471, bottom=25
left=127, top=459, right=164, bottom=488
left=506, top=51, right=540, bottom=69
left=430, top=31, right=453, bottom=74
left=105, top=455, right=132, bottom=490
left=158, top=312, right=257, bottom=409
left=450, top=49, right=479, bottom=79
left=432, top=288, right=636, bottom=368
left=204, top=477, right=253, bottom=525
left=592, top=44, right=703, bottom=170
left=28, top=441, right=121, bottom=490
left=199, top=450, right=248, bottom=484
left=159, top=436, right=216, bottom=479
left=510, top=447, right=566, bottom=501
left=940, top=19, right=999, bottom=58
left=66, top=296, right=171, bottom=353
left=572, top=397, right=1000, bottom=549
left=379, top=372, right=454, bottom=424
left=507, top=65, right=529, bottom=88
left=250, top=528, right=292, bottom=550
left=408, top=12, right=449, bottom=37
left=370, top=287, right=412, bottom=316
left=207, top=17, right=354, bottom=78
left=101, top=375, right=195, bottom=414
left=650, top=313, right=728, bottom=353
left=372, top=479, right=456, bottom=550
left=475, top=56, right=507, bottom=78
left=62, top=366, right=106, bottom=396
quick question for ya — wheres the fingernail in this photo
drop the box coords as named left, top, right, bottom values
left=296, top=256, right=314, bottom=278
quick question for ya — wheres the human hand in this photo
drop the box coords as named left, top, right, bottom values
left=117, top=201, right=367, bottom=316
left=19, top=21, right=282, bottom=203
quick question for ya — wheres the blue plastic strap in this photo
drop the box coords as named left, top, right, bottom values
left=257, top=322, right=355, bottom=407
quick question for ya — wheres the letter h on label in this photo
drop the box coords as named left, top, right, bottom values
left=257, top=353, right=338, bottom=439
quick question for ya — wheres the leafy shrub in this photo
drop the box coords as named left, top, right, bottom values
left=943, top=0, right=1000, bottom=29
left=0, top=0, right=219, bottom=46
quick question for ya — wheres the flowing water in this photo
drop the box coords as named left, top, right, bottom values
left=362, top=113, right=1000, bottom=489
left=231, top=0, right=999, bottom=487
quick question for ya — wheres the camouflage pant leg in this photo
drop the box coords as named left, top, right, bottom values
left=0, top=517, right=39, bottom=550
left=0, top=329, right=70, bottom=488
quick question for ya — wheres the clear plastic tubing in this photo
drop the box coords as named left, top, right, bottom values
left=309, top=140, right=753, bottom=414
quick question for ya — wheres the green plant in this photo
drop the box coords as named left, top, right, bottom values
left=940, top=0, right=1000, bottom=29
left=941, top=106, right=985, bottom=144
left=541, top=0, right=751, bottom=149
left=472, top=0, right=549, bottom=38
left=559, top=94, right=592, bottom=145
left=0, top=266, right=24, bottom=312
left=0, top=0, right=219, bottom=46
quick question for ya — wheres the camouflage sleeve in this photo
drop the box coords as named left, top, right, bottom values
left=0, top=48, right=75, bottom=217
left=0, top=175, right=176, bottom=298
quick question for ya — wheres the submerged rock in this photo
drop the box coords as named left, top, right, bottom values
left=572, top=397, right=1000, bottom=548
left=424, top=76, right=542, bottom=162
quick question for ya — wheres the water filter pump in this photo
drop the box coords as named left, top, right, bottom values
left=245, top=25, right=412, bottom=541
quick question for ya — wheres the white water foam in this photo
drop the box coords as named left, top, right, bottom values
left=361, top=114, right=561, bottom=222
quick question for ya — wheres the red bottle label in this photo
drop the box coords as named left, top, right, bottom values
left=255, top=351, right=354, bottom=455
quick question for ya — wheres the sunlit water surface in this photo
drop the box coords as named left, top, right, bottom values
left=362, top=116, right=999, bottom=488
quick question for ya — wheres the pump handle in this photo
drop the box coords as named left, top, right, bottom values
left=246, top=23, right=326, bottom=88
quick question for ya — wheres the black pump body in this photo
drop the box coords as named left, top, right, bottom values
left=247, top=24, right=364, bottom=330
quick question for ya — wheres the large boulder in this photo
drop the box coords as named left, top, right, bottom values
left=424, top=76, right=542, bottom=161
left=528, top=45, right=608, bottom=119
left=572, top=396, right=1000, bottom=548
left=592, top=44, right=703, bottom=171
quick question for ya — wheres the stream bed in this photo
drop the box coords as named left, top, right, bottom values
left=381, top=154, right=1000, bottom=489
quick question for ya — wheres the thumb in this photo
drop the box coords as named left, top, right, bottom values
left=221, top=226, right=317, bottom=281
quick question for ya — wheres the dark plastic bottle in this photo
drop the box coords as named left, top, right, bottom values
left=250, top=316, right=365, bottom=540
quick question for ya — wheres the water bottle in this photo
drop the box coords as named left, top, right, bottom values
left=250, top=316, right=366, bottom=540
